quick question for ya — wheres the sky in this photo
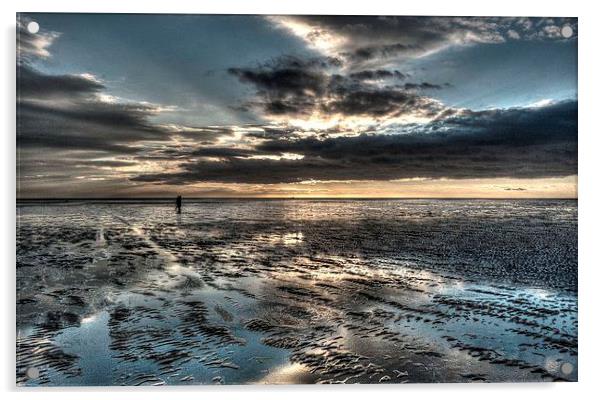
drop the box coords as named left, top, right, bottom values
left=16, top=14, right=578, bottom=198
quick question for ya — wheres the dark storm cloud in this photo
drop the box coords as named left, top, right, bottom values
left=172, top=127, right=234, bottom=142
left=18, top=157, right=137, bottom=177
left=349, top=70, right=409, bottom=81
left=228, top=57, right=446, bottom=118
left=17, top=65, right=221, bottom=155
left=401, top=82, right=448, bottom=90
left=190, top=147, right=269, bottom=158
left=132, top=157, right=341, bottom=185
left=260, top=100, right=576, bottom=156
left=18, top=64, right=104, bottom=99
left=259, top=54, right=344, bottom=69
left=133, top=148, right=195, bottom=161
left=16, top=129, right=141, bottom=154
left=19, top=98, right=165, bottom=137
left=342, top=43, right=423, bottom=63
left=75, top=159, right=138, bottom=167
left=132, top=100, right=577, bottom=185
left=244, top=126, right=302, bottom=140
left=273, top=16, right=577, bottom=66
left=320, top=87, right=443, bottom=118
left=229, top=66, right=327, bottom=100
left=17, top=97, right=168, bottom=153
left=243, top=125, right=350, bottom=140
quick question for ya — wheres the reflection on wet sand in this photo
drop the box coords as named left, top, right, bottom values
left=16, top=199, right=577, bottom=385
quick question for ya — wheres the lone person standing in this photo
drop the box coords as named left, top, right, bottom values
left=175, top=195, right=182, bottom=214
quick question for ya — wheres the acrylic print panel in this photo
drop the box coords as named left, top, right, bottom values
left=16, top=13, right=578, bottom=386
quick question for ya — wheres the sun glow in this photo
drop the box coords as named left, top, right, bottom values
left=267, top=16, right=347, bottom=56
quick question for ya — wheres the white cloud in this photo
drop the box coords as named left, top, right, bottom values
left=17, top=18, right=61, bottom=60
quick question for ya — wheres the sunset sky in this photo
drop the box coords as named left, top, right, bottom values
left=16, top=14, right=577, bottom=198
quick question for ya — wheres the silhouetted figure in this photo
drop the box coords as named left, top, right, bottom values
left=175, top=195, right=182, bottom=214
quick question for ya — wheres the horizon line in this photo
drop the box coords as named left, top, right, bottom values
left=16, top=196, right=578, bottom=202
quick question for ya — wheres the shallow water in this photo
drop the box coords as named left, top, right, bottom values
left=16, top=199, right=578, bottom=385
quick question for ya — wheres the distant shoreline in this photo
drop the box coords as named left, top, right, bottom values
left=16, top=197, right=579, bottom=205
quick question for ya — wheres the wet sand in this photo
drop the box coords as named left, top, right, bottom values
left=16, top=199, right=577, bottom=385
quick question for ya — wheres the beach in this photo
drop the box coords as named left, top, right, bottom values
left=16, top=199, right=578, bottom=385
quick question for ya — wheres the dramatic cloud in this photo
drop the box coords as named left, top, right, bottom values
left=171, top=126, right=235, bottom=143
left=132, top=100, right=577, bottom=185
left=18, top=64, right=104, bottom=99
left=17, top=68, right=170, bottom=153
left=349, top=70, right=409, bottom=81
left=16, top=14, right=578, bottom=198
left=17, top=64, right=232, bottom=156
left=16, top=63, right=236, bottom=190
left=269, top=16, right=578, bottom=67
left=342, top=43, right=424, bottom=64
left=229, top=56, right=447, bottom=122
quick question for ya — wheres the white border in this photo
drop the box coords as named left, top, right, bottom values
left=2, top=1, right=600, bottom=399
